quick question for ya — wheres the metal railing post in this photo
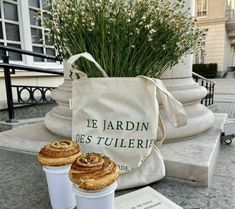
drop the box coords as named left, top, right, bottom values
left=2, top=55, right=17, bottom=122
left=192, top=72, right=216, bottom=107
left=208, top=83, right=212, bottom=105
left=212, top=83, right=215, bottom=105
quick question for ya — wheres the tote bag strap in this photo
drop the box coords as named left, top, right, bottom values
left=155, top=115, right=166, bottom=146
left=67, top=52, right=108, bottom=79
left=139, top=76, right=187, bottom=128
left=139, top=76, right=187, bottom=145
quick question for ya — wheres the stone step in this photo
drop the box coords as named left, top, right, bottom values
left=160, top=113, right=227, bottom=186
left=0, top=113, right=226, bottom=186
left=0, top=117, right=44, bottom=132
left=0, top=103, right=55, bottom=122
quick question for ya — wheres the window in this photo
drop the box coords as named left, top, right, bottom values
left=195, top=41, right=205, bottom=64
left=0, top=0, right=60, bottom=67
left=226, top=0, right=235, bottom=18
left=196, top=0, right=207, bottom=17
left=227, top=0, right=235, bottom=10
left=28, top=0, right=56, bottom=62
left=0, top=0, right=22, bottom=61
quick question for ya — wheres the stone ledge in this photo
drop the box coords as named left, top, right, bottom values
left=160, top=113, right=227, bottom=186
left=0, top=122, right=60, bottom=153
left=0, top=117, right=44, bottom=132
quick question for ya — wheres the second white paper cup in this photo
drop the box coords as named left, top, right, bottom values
left=73, top=181, right=117, bottom=209
left=43, top=165, right=76, bottom=209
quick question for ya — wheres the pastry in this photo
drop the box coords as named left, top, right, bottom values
left=38, top=140, right=81, bottom=166
left=69, top=153, right=119, bottom=190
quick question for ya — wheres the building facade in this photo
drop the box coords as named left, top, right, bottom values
left=195, top=0, right=235, bottom=77
left=0, top=0, right=63, bottom=108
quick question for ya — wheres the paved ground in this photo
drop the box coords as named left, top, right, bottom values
left=212, top=79, right=235, bottom=95
left=210, top=74, right=235, bottom=118
left=0, top=141, right=234, bottom=209
left=210, top=102, right=235, bottom=118
left=0, top=77, right=234, bottom=209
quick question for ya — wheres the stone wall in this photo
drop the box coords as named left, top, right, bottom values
left=197, top=21, right=231, bottom=77
left=196, top=0, right=235, bottom=77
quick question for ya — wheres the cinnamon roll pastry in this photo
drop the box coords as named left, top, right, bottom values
left=38, top=140, right=81, bottom=166
left=69, top=153, right=120, bottom=190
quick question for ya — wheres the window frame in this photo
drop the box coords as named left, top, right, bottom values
left=0, top=0, right=24, bottom=64
left=227, top=0, right=235, bottom=10
left=28, top=0, right=57, bottom=65
left=196, top=0, right=208, bottom=18
left=195, top=41, right=206, bottom=64
left=0, top=0, right=61, bottom=69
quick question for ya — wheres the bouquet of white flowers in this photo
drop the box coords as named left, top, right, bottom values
left=43, top=0, right=206, bottom=77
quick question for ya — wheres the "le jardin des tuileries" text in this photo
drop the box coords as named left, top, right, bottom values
left=75, top=119, right=155, bottom=149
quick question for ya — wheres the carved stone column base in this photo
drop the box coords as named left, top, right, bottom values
left=45, top=79, right=72, bottom=138
left=161, top=77, right=215, bottom=143
left=45, top=76, right=215, bottom=143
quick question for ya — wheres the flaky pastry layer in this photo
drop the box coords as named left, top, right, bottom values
left=69, top=153, right=120, bottom=190
left=38, top=140, right=81, bottom=166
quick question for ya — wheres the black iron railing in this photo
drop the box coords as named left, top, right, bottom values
left=192, top=72, right=216, bottom=106
left=0, top=45, right=63, bottom=122
left=13, top=85, right=55, bottom=104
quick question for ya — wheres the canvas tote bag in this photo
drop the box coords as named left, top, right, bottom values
left=69, top=53, right=187, bottom=190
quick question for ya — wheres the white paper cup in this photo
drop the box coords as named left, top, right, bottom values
left=43, top=165, right=76, bottom=209
left=73, top=181, right=117, bottom=209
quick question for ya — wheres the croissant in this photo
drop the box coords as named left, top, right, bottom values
left=69, top=153, right=119, bottom=190
left=38, top=140, right=81, bottom=166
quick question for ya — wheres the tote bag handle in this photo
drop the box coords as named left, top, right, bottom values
left=156, top=115, right=166, bottom=146
left=139, top=76, right=187, bottom=129
left=67, top=52, right=108, bottom=79
left=139, top=76, right=187, bottom=146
